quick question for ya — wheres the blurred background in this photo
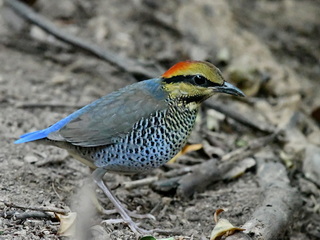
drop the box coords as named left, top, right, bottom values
left=0, top=0, right=319, bottom=239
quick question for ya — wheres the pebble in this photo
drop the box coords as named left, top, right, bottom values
left=184, top=206, right=201, bottom=221
left=24, top=154, right=38, bottom=164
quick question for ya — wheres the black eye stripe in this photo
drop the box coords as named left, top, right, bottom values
left=193, top=75, right=207, bottom=85
left=163, top=75, right=221, bottom=87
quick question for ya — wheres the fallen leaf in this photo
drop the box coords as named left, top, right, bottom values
left=210, top=209, right=245, bottom=240
left=279, top=151, right=294, bottom=168
left=235, top=138, right=248, bottom=147
left=56, top=212, right=77, bottom=236
left=167, top=144, right=203, bottom=163
left=140, top=237, right=156, bottom=240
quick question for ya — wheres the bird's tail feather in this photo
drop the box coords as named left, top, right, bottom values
left=14, top=101, right=90, bottom=144
left=15, top=129, right=48, bottom=144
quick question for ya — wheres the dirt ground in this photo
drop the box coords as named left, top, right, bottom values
left=1, top=0, right=320, bottom=240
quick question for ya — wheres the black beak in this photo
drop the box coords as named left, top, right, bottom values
left=214, top=81, right=245, bottom=97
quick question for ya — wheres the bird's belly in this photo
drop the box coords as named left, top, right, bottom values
left=92, top=107, right=198, bottom=173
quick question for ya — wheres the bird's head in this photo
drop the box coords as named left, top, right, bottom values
left=161, top=61, right=245, bottom=103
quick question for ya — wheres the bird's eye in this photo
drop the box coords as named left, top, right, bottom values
left=193, top=75, right=207, bottom=86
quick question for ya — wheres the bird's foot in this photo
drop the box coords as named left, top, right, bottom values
left=102, top=208, right=156, bottom=220
left=102, top=218, right=152, bottom=235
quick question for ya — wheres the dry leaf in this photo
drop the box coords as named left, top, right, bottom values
left=210, top=209, right=245, bottom=240
left=279, top=151, right=294, bottom=168
left=167, top=144, right=203, bottom=164
left=56, top=212, right=77, bottom=236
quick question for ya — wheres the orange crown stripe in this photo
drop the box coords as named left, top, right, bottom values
left=162, top=61, right=196, bottom=78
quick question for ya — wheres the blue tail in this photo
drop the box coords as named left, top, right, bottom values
left=14, top=129, right=49, bottom=144
left=14, top=99, right=96, bottom=144
left=15, top=113, right=76, bottom=144
left=14, top=114, right=75, bottom=144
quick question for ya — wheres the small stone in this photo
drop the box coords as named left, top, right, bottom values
left=184, top=206, right=201, bottom=221
left=162, top=197, right=172, bottom=205
left=43, top=230, right=51, bottom=235
left=30, top=26, right=48, bottom=42
left=169, top=214, right=177, bottom=221
left=24, top=154, right=38, bottom=163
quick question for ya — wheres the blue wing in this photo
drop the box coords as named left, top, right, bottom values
left=15, top=79, right=167, bottom=147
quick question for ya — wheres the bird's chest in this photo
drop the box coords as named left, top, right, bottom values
left=163, top=104, right=199, bottom=143
left=94, top=105, right=198, bottom=172
left=133, top=104, right=198, bottom=148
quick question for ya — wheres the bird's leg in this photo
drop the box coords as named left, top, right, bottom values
left=92, top=168, right=153, bottom=235
left=91, top=176, right=155, bottom=220
left=95, top=196, right=155, bottom=219
left=100, top=191, right=156, bottom=220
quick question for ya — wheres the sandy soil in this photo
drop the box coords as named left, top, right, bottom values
left=1, top=0, right=319, bottom=239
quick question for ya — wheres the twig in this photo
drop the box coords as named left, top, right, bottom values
left=1, top=210, right=54, bottom=220
left=205, top=101, right=275, bottom=134
left=4, top=0, right=162, bottom=78
left=51, top=182, right=63, bottom=201
left=153, top=133, right=276, bottom=197
left=3, top=201, right=69, bottom=214
left=221, top=132, right=279, bottom=162
left=163, top=166, right=193, bottom=178
left=153, top=158, right=253, bottom=197
left=176, top=158, right=221, bottom=198
left=122, top=176, right=159, bottom=190
left=151, top=176, right=181, bottom=193
left=224, top=232, right=253, bottom=240
left=176, top=157, right=255, bottom=198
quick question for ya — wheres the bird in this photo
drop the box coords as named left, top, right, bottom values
left=15, top=60, right=245, bottom=234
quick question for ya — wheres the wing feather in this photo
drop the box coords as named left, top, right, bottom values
left=47, top=79, right=167, bottom=147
